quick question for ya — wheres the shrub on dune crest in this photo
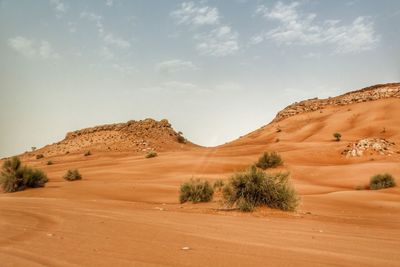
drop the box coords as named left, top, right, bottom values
left=369, top=174, right=396, bottom=190
left=179, top=178, right=214, bottom=203
left=0, top=157, right=48, bottom=193
left=256, top=152, right=283, bottom=169
left=63, top=169, right=82, bottom=181
left=223, top=166, right=299, bottom=212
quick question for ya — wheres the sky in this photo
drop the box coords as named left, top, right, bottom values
left=0, top=0, right=399, bottom=157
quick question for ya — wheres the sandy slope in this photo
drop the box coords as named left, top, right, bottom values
left=1, top=98, right=400, bottom=266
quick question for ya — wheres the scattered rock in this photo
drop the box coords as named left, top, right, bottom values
left=342, top=138, right=396, bottom=157
left=181, top=246, right=191, bottom=251
left=273, top=83, right=400, bottom=122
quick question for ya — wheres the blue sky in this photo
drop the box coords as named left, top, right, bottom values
left=0, top=0, right=399, bottom=157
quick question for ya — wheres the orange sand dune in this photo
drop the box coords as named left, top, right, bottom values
left=1, top=92, right=400, bottom=266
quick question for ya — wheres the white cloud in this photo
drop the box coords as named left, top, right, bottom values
left=49, top=0, right=67, bottom=17
left=103, top=33, right=131, bottom=48
left=68, top=22, right=77, bottom=33
left=80, top=12, right=131, bottom=49
left=214, top=82, right=243, bottom=92
left=112, top=63, right=136, bottom=75
left=171, top=2, right=240, bottom=57
left=252, top=2, right=380, bottom=54
left=171, top=2, right=220, bottom=26
left=155, top=59, right=197, bottom=74
left=8, top=36, right=60, bottom=59
left=80, top=12, right=104, bottom=34
left=106, top=0, right=114, bottom=7
left=99, top=46, right=115, bottom=60
left=195, top=26, right=239, bottom=57
left=140, top=81, right=201, bottom=94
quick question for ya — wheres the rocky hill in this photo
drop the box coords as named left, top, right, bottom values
left=273, top=83, right=400, bottom=122
left=28, top=118, right=196, bottom=157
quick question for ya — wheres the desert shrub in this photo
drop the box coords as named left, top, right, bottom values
left=84, top=151, right=91, bottom=156
left=36, top=154, right=44, bottom=159
left=223, top=166, right=298, bottom=212
left=63, top=169, right=82, bottom=181
left=369, top=174, right=396, bottom=190
left=146, top=151, right=158, bottom=158
left=0, top=157, right=48, bottom=193
left=256, top=152, right=283, bottom=169
left=213, top=179, right=225, bottom=190
left=177, top=132, right=186, bottom=143
left=179, top=178, right=214, bottom=203
left=46, top=160, right=53, bottom=165
left=333, top=132, right=342, bottom=141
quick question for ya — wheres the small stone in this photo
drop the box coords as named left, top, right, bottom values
left=181, top=246, right=191, bottom=251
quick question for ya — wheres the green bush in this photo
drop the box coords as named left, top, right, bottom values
left=0, top=157, right=48, bottom=193
left=213, top=179, right=225, bottom=190
left=146, top=151, right=158, bottom=158
left=255, top=152, right=283, bottom=169
left=223, top=166, right=298, bottom=212
left=333, top=132, right=342, bottom=141
left=177, top=132, right=186, bottom=143
left=179, top=178, right=214, bottom=203
left=63, top=169, right=82, bottom=181
left=369, top=174, right=396, bottom=190
left=84, top=151, right=91, bottom=156
left=36, top=154, right=44, bottom=159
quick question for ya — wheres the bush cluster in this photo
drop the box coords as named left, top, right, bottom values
left=63, top=169, right=82, bottom=181
left=0, top=157, right=48, bottom=193
left=369, top=174, right=396, bottom=190
left=223, top=166, right=298, bottom=212
left=179, top=178, right=214, bottom=203
left=146, top=151, right=158, bottom=158
left=256, top=152, right=283, bottom=169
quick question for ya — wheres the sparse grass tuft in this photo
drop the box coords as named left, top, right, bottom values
left=223, top=166, right=299, bottom=212
left=255, top=152, right=283, bottom=170
left=369, top=174, right=396, bottom=190
left=146, top=151, right=158, bottom=158
left=179, top=178, right=214, bottom=204
left=0, top=157, right=48, bottom=193
left=63, top=169, right=82, bottom=181
left=84, top=151, right=92, bottom=156
left=36, top=154, right=44, bottom=159
left=355, top=185, right=367, bottom=190
left=46, top=161, right=53, bottom=165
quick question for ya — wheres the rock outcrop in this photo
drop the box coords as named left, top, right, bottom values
left=342, top=138, right=398, bottom=157
left=31, top=118, right=194, bottom=157
left=273, top=83, right=400, bottom=122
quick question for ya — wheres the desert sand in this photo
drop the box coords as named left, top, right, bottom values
left=1, top=85, right=400, bottom=266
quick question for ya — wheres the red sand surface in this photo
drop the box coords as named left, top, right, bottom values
left=1, top=98, right=400, bottom=266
